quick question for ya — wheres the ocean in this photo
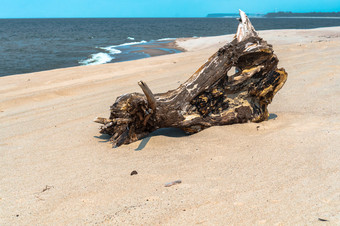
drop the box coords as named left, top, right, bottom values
left=1, top=17, right=340, bottom=77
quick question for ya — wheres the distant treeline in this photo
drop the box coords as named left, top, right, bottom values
left=265, top=12, right=340, bottom=17
left=207, top=12, right=340, bottom=18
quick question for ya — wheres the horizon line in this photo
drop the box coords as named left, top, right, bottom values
left=1, top=11, right=339, bottom=19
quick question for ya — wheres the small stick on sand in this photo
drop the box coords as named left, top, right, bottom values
left=165, top=180, right=182, bottom=187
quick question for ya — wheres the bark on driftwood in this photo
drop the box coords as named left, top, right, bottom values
left=94, top=10, right=288, bottom=147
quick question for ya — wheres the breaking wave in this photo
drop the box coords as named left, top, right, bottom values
left=79, top=40, right=148, bottom=66
left=79, top=52, right=113, bottom=65
left=100, top=46, right=122, bottom=55
left=115, top=40, right=147, bottom=47
left=157, top=38, right=176, bottom=41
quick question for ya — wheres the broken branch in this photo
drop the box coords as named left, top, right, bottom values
left=138, top=80, right=157, bottom=112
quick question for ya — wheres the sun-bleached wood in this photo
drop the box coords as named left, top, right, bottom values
left=94, top=10, right=288, bottom=147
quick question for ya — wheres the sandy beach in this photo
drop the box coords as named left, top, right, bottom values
left=1, top=26, right=340, bottom=225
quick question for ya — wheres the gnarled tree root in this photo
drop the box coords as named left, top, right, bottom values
left=94, top=10, right=288, bottom=147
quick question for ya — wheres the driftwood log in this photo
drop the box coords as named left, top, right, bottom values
left=94, top=10, right=288, bottom=147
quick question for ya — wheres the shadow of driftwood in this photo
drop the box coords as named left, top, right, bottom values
left=93, top=134, right=111, bottom=143
left=268, top=113, right=278, bottom=120
left=135, top=128, right=187, bottom=151
left=94, top=128, right=187, bottom=149
left=96, top=115, right=278, bottom=149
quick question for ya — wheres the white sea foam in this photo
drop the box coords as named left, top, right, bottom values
left=100, top=46, right=122, bottom=55
left=157, top=38, right=176, bottom=41
left=79, top=40, right=147, bottom=66
left=100, top=40, right=147, bottom=54
left=79, top=52, right=113, bottom=65
left=116, top=40, right=147, bottom=47
left=127, top=37, right=135, bottom=40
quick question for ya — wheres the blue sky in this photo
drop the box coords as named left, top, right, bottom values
left=1, top=0, right=340, bottom=18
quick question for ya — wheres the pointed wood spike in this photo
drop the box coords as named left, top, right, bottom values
left=236, top=9, right=258, bottom=42
left=138, top=80, right=157, bottom=112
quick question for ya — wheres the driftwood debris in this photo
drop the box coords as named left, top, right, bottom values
left=94, top=10, right=288, bottom=147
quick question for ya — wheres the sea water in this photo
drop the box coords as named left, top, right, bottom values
left=1, top=17, right=340, bottom=76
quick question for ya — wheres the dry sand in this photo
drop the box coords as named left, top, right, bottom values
left=1, top=27, right=340, bottom=225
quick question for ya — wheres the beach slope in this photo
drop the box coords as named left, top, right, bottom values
left=1, top=27, right=340, bottom=224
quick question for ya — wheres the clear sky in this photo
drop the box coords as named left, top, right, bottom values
left=1, top=0, right=340, bottom=18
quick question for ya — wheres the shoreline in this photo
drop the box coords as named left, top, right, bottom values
left=1, top=25, right=340, bottom=78
left=0, top=39, right=186, bottom=78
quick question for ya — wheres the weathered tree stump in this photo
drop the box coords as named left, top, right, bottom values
left=94, top=10, right=288, bottom=147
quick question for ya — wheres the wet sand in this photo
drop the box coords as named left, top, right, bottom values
left=132, top=41, right=185, bottom=57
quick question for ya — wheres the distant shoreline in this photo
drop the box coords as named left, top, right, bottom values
left=265, top=11, right=340, bottom=18
left=207, top=12, right=340, bottom=18
left=265, top=17, right=340, bottom=19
